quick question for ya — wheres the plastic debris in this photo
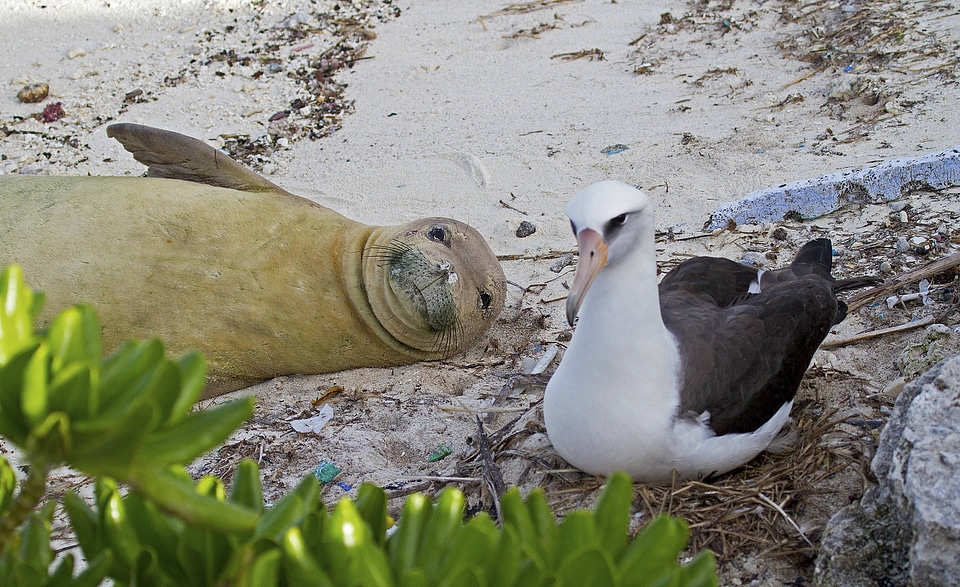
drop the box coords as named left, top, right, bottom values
left=313, top=461, right=341, bottom=483
left=705, top=145, right=960, bottom=230
left=601, top=144, right=629, bottom=156
left=290, top=403, right=334, bottom=434
left=886, top=279, right=932, bottom=309
left=335, top=481, right=352, bottom=491
left=527, top=344, right=559, bottom=375
left=427, top=443, right=452, bottom=462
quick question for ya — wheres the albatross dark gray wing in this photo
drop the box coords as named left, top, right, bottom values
left=106, top=123, right=296, bottom=197
left=659, top=238, right=875, bottom=436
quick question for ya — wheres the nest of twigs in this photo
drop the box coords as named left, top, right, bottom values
left=447, top=387, right=872, bottom=564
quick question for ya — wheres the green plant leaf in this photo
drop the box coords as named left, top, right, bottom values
left=139, top=397, right=254, bottom=467
left=96, top=339, right=164, bottom=415
left=239, top=547, right=281, bottom=587
left=48, top=361, right=95, bottom=420
left=558, top=511, right=596, bottom=562
left=47, top=305, right=101, bottom=374
left=282, top=526, right=336, bottom=587
left=0, top=344, right=40, bottom=445
left=19, top=342, right=49, bottom=429
left=438, top=564, right=483, bottom=587
left=388, top=492, right=430, bottom=576
left=439, top=514, right=497, bottom=583
left=557, top=548, right=617, bottom=586
left=63, top=490, right=102, bottom=558
left=0, top=265, right=38, bottom=364
left=256, top=475, right=319, bottom=540
left=69, top=402, right=155, bottom=479
left=679, top=550, right=717, bottom=587
left=489, top=525, right=524, bottom=587
left=525, top=489, right=559, bottom=569
left=170, top=352, right=206, bottom=423
left=354, top=483, right=387, bottom=547
left=0, top=456, right=16, bottom=516
left=501, top=487, right=549, bottom=577
left=47, top=551, right=113, bottom=587
left=98, top=481, right=145, bottom=568
left=123, top=491, right=190, bottom=584
left=595, top=472, right=632, bottom=560
left=16, top=502, right=56, bottom=575
left=229, top=459, right=265, bottom=514
left=132, top=467, right=259, bottom=533
left=619, top=516, right=689, bottom=587
left=26, top=412, right=70, bottom=467
left=415, top=485, right=465, bottom=580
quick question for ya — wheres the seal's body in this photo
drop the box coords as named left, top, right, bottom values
left=0, top=124, right=505, bottom=395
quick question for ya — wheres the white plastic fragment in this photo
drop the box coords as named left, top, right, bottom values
left=529, top=344, right=559, bottom=375
left=886, top=279, right=932, bottom=309
left=706, top=145, right=960, bottom=229
left=290, top=403, right=334, bottom=434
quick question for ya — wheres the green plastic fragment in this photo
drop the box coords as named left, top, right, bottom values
left=313, top=461, right=341, bottom=484
left=427, top=444, right=452, bottom=463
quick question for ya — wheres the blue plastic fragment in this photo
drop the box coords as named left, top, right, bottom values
left=335, top=482, right=352, bottom=491
left=705, top=145, right=960, bottom=230
left=601, top=144, right=630, bottom=156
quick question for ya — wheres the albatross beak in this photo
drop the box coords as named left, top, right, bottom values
left=566, top=228, right=608, bottom=326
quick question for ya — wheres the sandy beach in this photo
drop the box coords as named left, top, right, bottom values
left=3, top=0, right=960, bottom=583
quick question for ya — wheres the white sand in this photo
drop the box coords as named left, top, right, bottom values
left=3, top=0, right=960, bottom=582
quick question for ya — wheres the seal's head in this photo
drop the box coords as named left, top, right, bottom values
left=365, top=218, right=505, bottom=357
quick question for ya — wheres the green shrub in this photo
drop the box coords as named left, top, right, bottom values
left=0, top=265, right=717, bottom=585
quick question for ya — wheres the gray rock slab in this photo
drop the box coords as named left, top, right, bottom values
left=815, top=353, right=960, bottom=587
left=706, top=146, right=960, bottom=230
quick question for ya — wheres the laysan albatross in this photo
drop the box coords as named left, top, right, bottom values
left=543, top=180, right=878, bottom=482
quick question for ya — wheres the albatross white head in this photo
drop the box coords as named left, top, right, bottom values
left=545, top=180, right=685, bottom=481
left=563, top=180, right=659, bottom=326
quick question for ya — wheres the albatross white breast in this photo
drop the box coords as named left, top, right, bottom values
left=543, top=180, right=878, bottom=482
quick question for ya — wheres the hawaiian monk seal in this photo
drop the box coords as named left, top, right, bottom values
left=0, top=123, right=505, bottom=396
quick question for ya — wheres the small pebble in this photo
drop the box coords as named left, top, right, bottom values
left=879, top=260, right=892, bottom=273
left=899, top=210, right=908, bottom=223
left=889, top=201, right=909, bottom=212
left=771, top=226, right=788, bottom=240
left=909, top=235, right=933, bottom=255
left=894, top=236, right=909, bottom=253
left=67, top=47, right=87, bottom=59
left=515, top=220, right=536, bottom=238
left=549, top=253, right=575, bottom=273
left=17, top=82, right=49, bottom=104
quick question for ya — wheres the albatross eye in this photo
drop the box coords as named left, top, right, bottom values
left=604, top=213, right=629, bottom=234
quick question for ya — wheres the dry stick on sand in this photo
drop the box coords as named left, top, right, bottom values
left=819, top=250, right=960, bottom=347
left=846, top=249, right=960, bottom=312
left=822, top=315, right=936, bottom=348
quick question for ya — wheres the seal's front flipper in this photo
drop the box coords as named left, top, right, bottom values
left=107, top=123, right=294, bottom=196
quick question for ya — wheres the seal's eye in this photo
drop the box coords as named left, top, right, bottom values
left=427, top=225, right=448, bottom=244
left=478, top=290, right=493, bottom=310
